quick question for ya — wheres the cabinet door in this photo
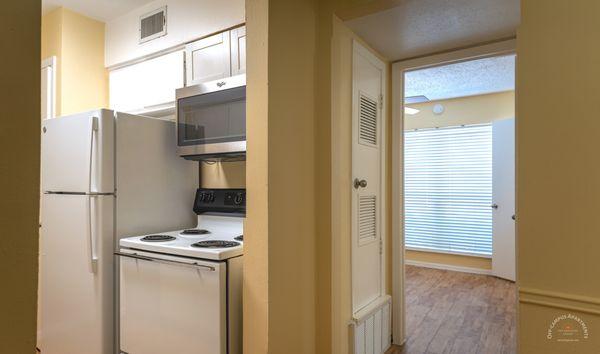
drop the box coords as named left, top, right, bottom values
left=109, top=50, right=184, bottom=114
left=230, top=26, right=246, bottom=75
left=185, top=32, right=231, bottom=85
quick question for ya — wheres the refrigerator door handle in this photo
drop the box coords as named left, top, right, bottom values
left=88, top=116, right=98, bottom=194
left=88, top=195, right=98, bottom=273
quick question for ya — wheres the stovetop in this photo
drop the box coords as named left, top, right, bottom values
left=119, top=214, right=244, bottom=260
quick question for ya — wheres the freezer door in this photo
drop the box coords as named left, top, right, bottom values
left=41, top=109, right=115, bottom=193
left=38, top=193, right=115, bottom=354
left=119, top=251, right=226, bottom=354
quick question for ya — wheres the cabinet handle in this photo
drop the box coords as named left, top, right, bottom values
left=216, top=81, right=226, bottom=87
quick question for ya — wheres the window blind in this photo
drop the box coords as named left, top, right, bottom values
left=404, top=124, right=492, bottom=256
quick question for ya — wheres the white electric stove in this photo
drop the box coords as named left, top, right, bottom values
left=117, top=188, right=245, bottom=354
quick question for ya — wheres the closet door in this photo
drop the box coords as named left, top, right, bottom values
left=185, top=32, right=231, bottom=85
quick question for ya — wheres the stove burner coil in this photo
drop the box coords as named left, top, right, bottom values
left=180, top=229, right=211, bottom=235
left=141, top=235, right=176, bottom=242
left=191, top=240, right=240, bottom=248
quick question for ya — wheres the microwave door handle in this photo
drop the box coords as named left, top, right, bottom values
left=88, top=195, right=98, bottom=273
left=88, top=116, right=98, bottom=194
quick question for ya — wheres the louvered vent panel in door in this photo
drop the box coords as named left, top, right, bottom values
left=359, top=195, right=377, bottom=243
left=359, top=93, right=378, bottom=146
left=140, top=7, right=167, bottom=43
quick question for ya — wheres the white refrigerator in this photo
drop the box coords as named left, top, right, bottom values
left=38, top=109, right=198, bottom=354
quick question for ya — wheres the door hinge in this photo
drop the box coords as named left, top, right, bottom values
left=379, top=94, right=384, bottom=109
left=379, top=239, right=383, bottom=255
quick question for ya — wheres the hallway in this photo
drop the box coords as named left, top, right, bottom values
left=387, top=266, right=516, bottom=354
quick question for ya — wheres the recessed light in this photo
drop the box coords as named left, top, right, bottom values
left=405, top=107, right=420, bottom=115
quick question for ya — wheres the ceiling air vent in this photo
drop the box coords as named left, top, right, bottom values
left=139, top=6, right=167, bottom=44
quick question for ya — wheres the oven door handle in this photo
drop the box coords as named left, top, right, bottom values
left=115, top=251, right=216, bottom=272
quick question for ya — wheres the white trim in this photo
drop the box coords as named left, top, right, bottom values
left=405, top=260, right=492, bottom=276
left=391, top=39, right=516, bottom=346
left=41, top=56, right=57, bottom=119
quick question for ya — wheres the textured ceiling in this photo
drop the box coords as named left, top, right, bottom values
left=345, top=0, right=520, bottom=61
left=405, top=55, right=515, bottom=101
left=42, top=0, right=155, bottom=21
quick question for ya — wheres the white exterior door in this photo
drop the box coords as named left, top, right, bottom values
left=39, top=193, right=115, bottom=354
left=492, top=118, right=516, bottom=281
left=352, top=41, right=385, bottom=314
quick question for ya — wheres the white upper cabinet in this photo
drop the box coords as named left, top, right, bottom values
left=185, top=32, right=231, bottom=86
left=185, top=26, right=246, bottom=86
left=109, top=50, right=184, bottom=115
left=230, top=26, right=246, bottom=75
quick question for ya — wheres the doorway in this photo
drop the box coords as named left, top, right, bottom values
left=391, top=40, right=517, bottom=351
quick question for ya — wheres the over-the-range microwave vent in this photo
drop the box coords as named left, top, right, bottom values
left=184, top=152, right=246, bottom=163
left=139, top=6, right=167, bottom=44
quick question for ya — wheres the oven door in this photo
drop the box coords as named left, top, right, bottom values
left=176, top=76, right=246, bottom=158
left=118, top=249, right=226, bottom=354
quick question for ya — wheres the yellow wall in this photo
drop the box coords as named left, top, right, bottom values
left=41, top=8, right=108, bottom=116
left=41, top=9, right=63, bottom=115
left=0, top=1, right=40, bottom=352
left=405, top=91, right=515, bottom=130
left=517, top=0, right=600, bottom=352
left=406, top=250, right=491, bottom=270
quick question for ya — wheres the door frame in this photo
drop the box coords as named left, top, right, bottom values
left=41, top=56, right=57, bottom=119
left=390, top=39, right=516, bottom=345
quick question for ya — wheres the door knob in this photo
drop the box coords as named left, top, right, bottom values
left=354, top=178, right=367, bottom=189
left=491, top=204, right=499, bottom=209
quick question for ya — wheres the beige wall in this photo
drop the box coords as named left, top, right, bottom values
left=245, top=0, right=318, bottom=352
left=201, top=162, right=246, bottom=188
left=405, top=91, right=515, bottom=130
left=406, top=250, right=491, bottom=270
left=517, top=0, right=600, bottom=352
left=0, top=1, right=40, bottom=352
left=41, top=8, right=108, bottom=116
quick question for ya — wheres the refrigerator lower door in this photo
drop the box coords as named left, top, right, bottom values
left=41, top=109, right=114, bottom=193
left=39, top=193, right=115, bottom=354
left=119, top=251, right=226, bottom=354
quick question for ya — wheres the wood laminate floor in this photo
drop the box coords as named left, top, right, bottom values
left=386, top=265, right=516, bottom=354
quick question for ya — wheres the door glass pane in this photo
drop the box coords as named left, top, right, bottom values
left=177, top=86, right=246, bottom=146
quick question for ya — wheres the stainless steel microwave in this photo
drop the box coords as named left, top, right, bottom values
left=175, top=75, right=246, bottom=160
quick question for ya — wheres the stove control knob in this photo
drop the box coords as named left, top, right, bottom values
left=208, top=193, right=216, bottom=203
left=234, top=193, right=244, bottom=205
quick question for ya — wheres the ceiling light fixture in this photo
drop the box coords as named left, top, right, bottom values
left=404, top=107, right=420, bottom=115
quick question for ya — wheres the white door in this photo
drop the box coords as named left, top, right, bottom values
left=119, top=251, right=226, bottom=354
left=41, top=57, right=56, bottom=120
left=185, top=32, right=231, bottom=85
left=39, top=193, right=115, bottom=354
left=492, top=118, right=516, bottom=281
left=230, top=26, right=246, bottom=75
left=41, top=109, right=115, bottom=193
left=352, top=41, right=385, bottom=314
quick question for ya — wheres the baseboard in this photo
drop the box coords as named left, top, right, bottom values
left=405, top=259, right=492, bottom=275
